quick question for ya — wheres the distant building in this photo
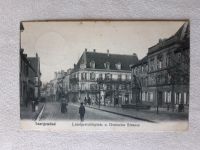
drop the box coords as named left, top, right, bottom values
left=48, top=70, right=67, bottom=101
left=63, top=69, right=72, bottom=96
left=131, top=22, right=189, bottom=111
left=68, top=49, right=138, bottom=106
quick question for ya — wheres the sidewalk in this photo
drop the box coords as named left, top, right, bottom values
left=84, top=104, right=188, bottom=123
left=20, top=102, right=45, bottom=120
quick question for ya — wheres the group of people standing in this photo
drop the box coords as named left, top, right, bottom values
left=84, top=96, right=92, bottom=106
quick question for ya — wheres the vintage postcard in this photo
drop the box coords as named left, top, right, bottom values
left=20, top=20, right=189, bottom=131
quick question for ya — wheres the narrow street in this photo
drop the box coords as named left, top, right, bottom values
left=40, top=101, right=144, bottom=122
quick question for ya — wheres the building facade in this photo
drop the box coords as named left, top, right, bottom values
left=131, top=22, right=189, bottom=111
left=20, top=49, right=42, bottom=107
left=68, top=49, right=138, bottom=106
left=28, top=53, right=42, bottom=102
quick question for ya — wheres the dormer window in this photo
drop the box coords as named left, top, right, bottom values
left=104, top=62, right=110, bottom=69
left=115, top=63, right=121, bottom=70
left=90, top=61, right=95, bottom=69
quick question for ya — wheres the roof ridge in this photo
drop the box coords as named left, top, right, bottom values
left=86, top=51, right=135, bottom=57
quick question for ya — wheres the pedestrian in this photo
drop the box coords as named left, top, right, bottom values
left=84, top=97, right=87, bottom=105
left=79, top=102, right=85, bottom=121
left=88, top=96, right=91, bottom=107
left=61, top=96, right=67, bottom=113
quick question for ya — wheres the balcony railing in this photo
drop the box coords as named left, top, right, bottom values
left=97, top=78, right=131, bottom=84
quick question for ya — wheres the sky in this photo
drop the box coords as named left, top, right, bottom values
left=21, top=21, right=185, bottom=83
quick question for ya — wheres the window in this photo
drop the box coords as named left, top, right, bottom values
left=90, top=72, right=95, bottom=80
left=90, top=61, right=95, bottom=69
left=81, top=83, right=85, bottom=90
left=81, top=72, right=87, bottom=80
left=90, top=84, right=97, bottom=90
left=150, top=58, right=154, bottom=71
left=149, top=92, right=153, bottom=102
left=166, top=53, right=171, bottom=67
left=167, top=92, right=171, bottom=103
left=121, top=84, right=125, bottom=90
left=184, top=92, right=188, bottom=104
left=119, top=84, right=122, bottom=90
left=145, top=92, right=148, bottom=101
left=99, top=73, right=102, bottom=79
left=107, top=84, right=111, bottom=90
left=105, top=73, right=111, bottom=80
left=125, top=74, right=128, bottom=80
left=175, top=92, right=181, bottom=104
left=118, top=74, right=122, bottom=80
left=164, top=92, right=167, bottom=103
left=142, top=66, right=144, bottom=72
left=104, top=62, right=110, bottom=69
left=115, top=63, right=121, bottom=70
left=142, top=92, right=145, bottom=101
left=134, top=68, right=137, bottom=75
left=157, top=55, right=163, bottom=69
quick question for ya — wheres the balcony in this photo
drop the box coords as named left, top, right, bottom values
left=97, top=78, right=131, bottom=84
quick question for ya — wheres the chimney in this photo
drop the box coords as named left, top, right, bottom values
left=93, top=49, right=96, bottom=53
left=107, top=49, right=109, bottom=56
left=85, top=48, right=87, bottom=52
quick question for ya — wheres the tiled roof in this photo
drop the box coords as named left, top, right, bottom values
left=76, top=51, right=138, bottom=71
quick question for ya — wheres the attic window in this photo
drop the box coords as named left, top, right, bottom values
left=115, top=63, right=121, bottom=70
left=90, top=61, right=95, bottom=69
left=104, top=62, right=110, bottom=69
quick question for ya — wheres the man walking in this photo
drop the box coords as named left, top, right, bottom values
left=79, top=102, right=85, bottom=121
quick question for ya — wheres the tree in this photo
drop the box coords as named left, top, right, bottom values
left=167, top=38, right=190, bottom=111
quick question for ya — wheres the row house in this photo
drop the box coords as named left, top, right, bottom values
left=20, top=49, right=42, bottom=107
left=131, top=22, right=189, bottom=111
left=28, top=53, right=42, bottom=102
left=68, top=49, right=138, bottom=106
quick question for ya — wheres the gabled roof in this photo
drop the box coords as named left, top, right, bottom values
left=148, top=22, right=190, bottom=54
left=76, top=51, right=138, bottom=71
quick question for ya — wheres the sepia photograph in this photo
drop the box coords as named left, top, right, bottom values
left=20, top=20, right=190, bottom=131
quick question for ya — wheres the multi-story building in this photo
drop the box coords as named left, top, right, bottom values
left=20, top=49, right=42, bottom=107
left=131, top=22, right=189, bottom=111
left=20, top=49, right=35, bottom=106
left=28, top=53, right=42, bottom=102
left=68, top=49, right=138, bottom=106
